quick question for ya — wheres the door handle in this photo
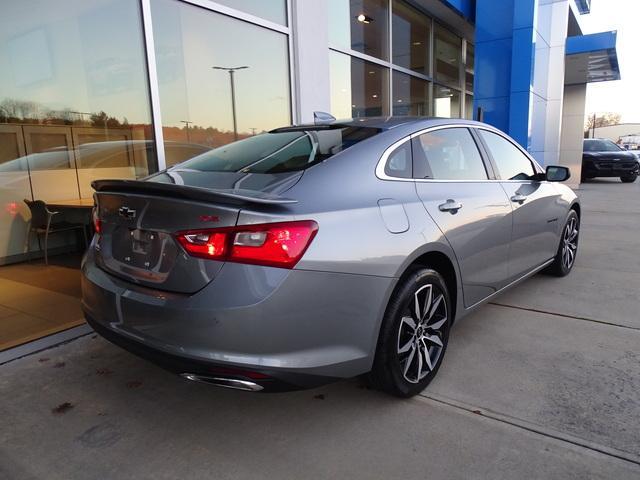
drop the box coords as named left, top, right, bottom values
left=438, top=199, right=463, bottom=214
left=510, top=194, right=527, bottom=204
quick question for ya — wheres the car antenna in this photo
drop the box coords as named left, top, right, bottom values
left=313, top=111, right=336, bottom=125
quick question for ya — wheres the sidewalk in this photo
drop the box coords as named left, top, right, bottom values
left=1, top=178, right=639, bottom=479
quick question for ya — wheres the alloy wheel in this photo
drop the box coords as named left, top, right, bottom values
left=397, top=284, right=448, bottom=383
left=562, top=216, right=579, bottom=270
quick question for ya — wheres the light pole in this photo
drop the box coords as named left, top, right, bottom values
left=180, top=120, right=193, bottom=142
left=212, top=65, right=249, bottom=141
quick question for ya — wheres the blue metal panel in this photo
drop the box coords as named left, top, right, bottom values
left=565, top=30, right=616, bottom=55
left=510, top=26, right=535, bottom=93
left=508, top=91, right=532, bottom=149
left=474, top=39, right=512, bottom=99
left=475, top=0, right=513, bottom=41
left=474, top=0, right=537, bottom=150
left=440, top=0, right=476, bottom=22
left=574, top=0, right=591, bottom=15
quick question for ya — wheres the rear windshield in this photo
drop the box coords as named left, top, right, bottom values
left=170, top=126, right=381, bottom=174
left=583, top=139, right=623, bottom=152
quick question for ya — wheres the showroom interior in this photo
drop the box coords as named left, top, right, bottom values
left=0, top=0, right=619, bottom=360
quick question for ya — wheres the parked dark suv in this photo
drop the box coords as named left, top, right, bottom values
left=582, top=138, right=639, bottom=183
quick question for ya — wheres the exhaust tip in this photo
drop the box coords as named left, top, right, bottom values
left=180, top=373, right=264, bottom=392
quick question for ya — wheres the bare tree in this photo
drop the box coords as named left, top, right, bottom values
left=584, top=112, right=621, bottom=138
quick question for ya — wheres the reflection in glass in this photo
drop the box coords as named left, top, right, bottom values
left=435, top=25, right=462, bottom=86
left=0, top=0, right=155, bottom=260
left=328, top=0, right=389, bottom=60
left=434, top=85, right=461, bottom=118
left=392, top=0, right=430, bottom=75
left=151, top=0, right=291, bottom=167
left=393, top=71, right=429, bottom=116
left=330, top=51, right=389, bottom=118
left=465, top=42, right=474, bottom=92
left=212, top=0, right=287, bottom=25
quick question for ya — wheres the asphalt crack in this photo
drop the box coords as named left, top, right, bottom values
left=418, top=393, right=640, bottom=468
left=489, top=302, right=640, bottom=332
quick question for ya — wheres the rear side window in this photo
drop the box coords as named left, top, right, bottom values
left=384, top=141, right=412, bottom=178
left=412, top=128, right=488, bottom=180
left=478, top=130, right=535, bottom=180
left=172, top=126, right=381, bottom=174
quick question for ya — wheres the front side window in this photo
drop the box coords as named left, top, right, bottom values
left=412, top=128, right=487, bottom=180
left=478, top=130, right=536, bottom=180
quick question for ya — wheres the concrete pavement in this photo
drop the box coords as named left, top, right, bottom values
left=1, top=178, right=639, bottom=479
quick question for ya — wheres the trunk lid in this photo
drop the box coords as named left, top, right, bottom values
left=92, top=177, right=298, bottom=294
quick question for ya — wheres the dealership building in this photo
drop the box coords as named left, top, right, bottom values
left=0, top=0, right=621, bottom=355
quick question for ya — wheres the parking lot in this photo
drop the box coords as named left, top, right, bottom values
left=1, top=178, right=639, bottom=479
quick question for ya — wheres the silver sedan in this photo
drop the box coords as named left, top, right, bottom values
left=82, top=117, right=580, bottom=397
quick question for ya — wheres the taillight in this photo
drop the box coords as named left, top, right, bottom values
left=175, top=220, right=318, bottom=269
left=175, top=231, right=227, bottom=260
left=92, top=207, right=102, bottom=234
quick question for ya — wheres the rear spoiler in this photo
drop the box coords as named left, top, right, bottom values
left=91, top=179, right=298, bottom=206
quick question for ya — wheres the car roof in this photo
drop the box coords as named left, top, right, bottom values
left=274, top=116, right=480, bottom=132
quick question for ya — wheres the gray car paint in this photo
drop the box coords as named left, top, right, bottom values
left=82, top=117, right=579, bottom=383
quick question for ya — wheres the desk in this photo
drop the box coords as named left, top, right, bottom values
left=46, top=198, right=94, bottom=237
left=47, top=198, right=94, bottom=210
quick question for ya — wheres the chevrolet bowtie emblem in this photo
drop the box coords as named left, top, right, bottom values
left=118, top=206, right=136, bottom=219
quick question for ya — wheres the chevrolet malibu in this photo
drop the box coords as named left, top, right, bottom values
left=82, top=117, right=580, bottom=397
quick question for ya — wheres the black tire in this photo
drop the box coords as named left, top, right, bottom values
left=620, top=175, right=637, bottom=183
left=368, top=268, right=451, bottom=398
left=544, top=210, right=580, bottom=277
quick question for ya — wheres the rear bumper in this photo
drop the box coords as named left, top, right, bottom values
left=85, top=314, right=334, bottom=391
left=81, top=248, right=395, bottom=391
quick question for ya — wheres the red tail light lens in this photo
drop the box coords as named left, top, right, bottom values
left=92, top=207, right=102, bottom=234
left=175, top=220, right=318, bottom=268
left=175, top=231, right=227, bottom=260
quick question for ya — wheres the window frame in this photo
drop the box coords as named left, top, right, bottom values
left=472, top=127, right=544, bottom=182
left=375, top=124, right=499, bottom=182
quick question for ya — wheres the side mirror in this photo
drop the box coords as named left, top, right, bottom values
left=546, top=165, right=570, bottom=182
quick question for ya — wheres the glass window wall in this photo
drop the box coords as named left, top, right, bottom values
left=151, top=0, right=292, bottom=167
left=330, top=51, right=389, bottom=118
left=329, top=0, right=389, bottom=61
left=392, top=71, right=430, bottom=116
left=465, top=95, right=474, bottom=120
left=434, top=85, right=461, bottom=118
left=434, top=24, right=462, bottom=87
left=0, top=0, right=156, bottom=259
left=212, top=0, right=287, bottom=25
left=392, top=0, right=430, bottom=75
left=329, top=0, right=471, bottom=119
left=465, top=42, right=474, bottom=92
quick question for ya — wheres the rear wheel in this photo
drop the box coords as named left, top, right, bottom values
left=621, top=174, right=637, bottom=183
left=545, top=210, right=579, bottom=277
left=368, top=269, right=451, bottom=397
